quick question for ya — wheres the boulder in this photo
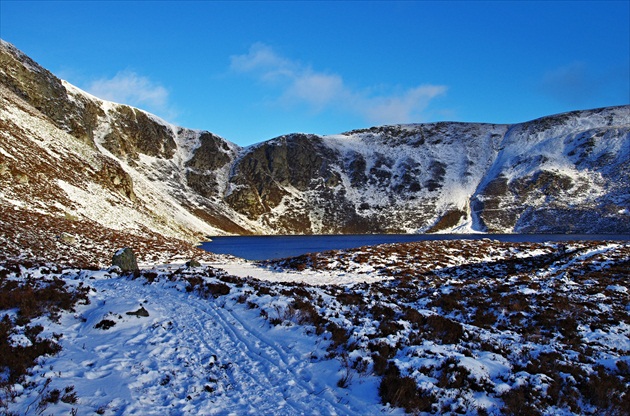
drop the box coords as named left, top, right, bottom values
left=186, top=259, right=202, bottom=268
left=112, top=248, right=139, bottom=272
left=126, top=306, right=150, bottom=317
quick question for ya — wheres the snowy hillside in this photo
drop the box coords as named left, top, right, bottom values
left=2, top=38, right=629, bottom=245
left=226, top=124, right=508, bottom=234
left=64, top=79, right=259, bottom=236
left=472, top=107, right=630, bottom=232
left=227, top=108, right=629, bottom=234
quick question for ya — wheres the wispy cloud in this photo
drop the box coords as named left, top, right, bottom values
left=540, top=61, right=630, bottom=107
left=230, top=43, right=447, bottom=124
left=87, top=71, right=178, bottom=120
left=540, top=62, right=595, bottom=106
left=230, top=43, right=293, bottom=76
left=358, top=85, right=449, bottom=125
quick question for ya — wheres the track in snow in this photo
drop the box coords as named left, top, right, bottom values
left=21, top=272, right=386, bottom=415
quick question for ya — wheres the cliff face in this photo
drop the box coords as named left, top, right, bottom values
left=471, top=108, right=630, bottom=233
left=225, top=110, right=629, bottom=234
left=226, top=124, right=507, bottom=234
left=1, top=39, right=629, bottom=245
left=0, top=39, right=249, bottom=249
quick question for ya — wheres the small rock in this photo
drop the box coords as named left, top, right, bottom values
left=94, top=319, right=116, bottom=330
left=186, top=259, right=202, bottom=268
left=59, top=232, right=76, bottom=244
left=126, top=306, right=150, bottom=317
left=112, top=248, right=139, bottom=272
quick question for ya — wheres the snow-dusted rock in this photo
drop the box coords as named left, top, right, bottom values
left=112, top=247, right=139, bottom=272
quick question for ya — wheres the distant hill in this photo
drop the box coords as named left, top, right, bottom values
left=1, top=39, right=628, bottom=262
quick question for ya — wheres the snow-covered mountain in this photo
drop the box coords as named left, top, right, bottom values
left=226, top=108, right=629, bottom=234
left=1, top=39, right=628, bottom=258
left=2, top=40, right=629, bottom=416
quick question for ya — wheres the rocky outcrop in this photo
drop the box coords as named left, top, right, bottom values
left=224, top=124, right=507, bottom=234
left=222, top=110, right=629, bottom=234
left=0, top=40, right=251, bottom=242
left=185, top=132, right=236, bottom=199
left=101, top=105, right=177, bottom=161
left=226, top=134, right=340, bottom=219
left=1, top=39, right=629, bottom=239
left=0, top=40, right=103, bottom=146
left=471, top=108, right=630, bottom=233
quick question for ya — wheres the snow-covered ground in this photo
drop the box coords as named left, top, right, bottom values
left=4, top=266, right=388, bottom=415
left=0, top=259, right=402, bottom=415
left=2, top=239, right=628, bottom=415
left=215, top=257, right=394, bottom=286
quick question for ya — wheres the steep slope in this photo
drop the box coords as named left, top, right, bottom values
left=227, top=108, right=629, bottom=234
left=0, top=81, right=217, bottom=265
left=0, top=39, right=258, bottom=265
left=1, top=38, right=629, bottom=251
left=226, top=124, right=507, bottom=234
left=471, top=107, right=630, bottom=232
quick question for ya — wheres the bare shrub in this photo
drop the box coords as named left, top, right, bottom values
left=291, top=298, right=325, bottom=330
left=402, top=307, right=425, bottom=328
left=379, top=363, right=436, bottom=413
left=437, top=356, right=471, bottom=389
left=327, top=321, right=349, bottom=347
left=580, top=365, right=630, bottom=414
left=368, top=341, right=397, bottom=376
left=184, top=276, right=204, bottom=292
left=0, top=274, right=90, bottom=324
left=0, top=266, right=89, bottom=389
left=472, top=308, right=496, bottom=328
left=370, top=303, right=396, bottom=320
left=425, top=314, right=464, bottom=344
left=428, top=291, right=465, bottom=313
left=337, top=292, right=364, bottom=306
left=204, top=282, right=230, bottom=298
left=501, top=384, right=541, bottom=416
left=377, top=319, right=403, bottom=337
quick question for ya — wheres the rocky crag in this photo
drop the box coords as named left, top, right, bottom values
left=1, top=39, right=628, bottom=262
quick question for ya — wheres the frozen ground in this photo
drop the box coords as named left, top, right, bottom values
left=0, top=259, right=396, bottom=415
left=1, top=239, right=629, bottom=415
left=4, top=267, right=387, bottom=415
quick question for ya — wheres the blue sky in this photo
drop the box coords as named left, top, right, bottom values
left=1, top=1, right=628, bottom=146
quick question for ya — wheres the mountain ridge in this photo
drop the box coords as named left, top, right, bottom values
left=1, top=39, right=628, bottom=264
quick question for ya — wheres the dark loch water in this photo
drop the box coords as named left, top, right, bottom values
left=200, top=234, right=630, bottom=261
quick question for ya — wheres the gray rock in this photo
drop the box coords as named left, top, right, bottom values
left=186, top=259, right=202, bottom=268
left=59, top=232, right=76, bottom=245
left=112, top=248, right=139, bottom=272
left=126, top=306, right=150, bottom=318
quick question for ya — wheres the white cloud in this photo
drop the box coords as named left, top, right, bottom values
left=230, top=42, right=291, bottom=74
left=284, top=72, right=345, bottom=110
left=356, top=85, right=448, bottom=125
left=86, top=71, right=177, bottom=120
left=230, top=43, right=447, bottom=124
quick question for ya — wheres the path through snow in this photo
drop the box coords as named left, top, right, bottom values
left=21, top=269, right=390, bottom=415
